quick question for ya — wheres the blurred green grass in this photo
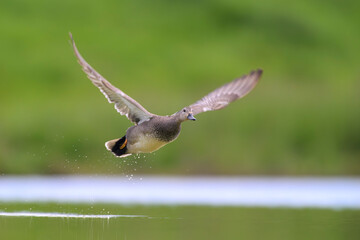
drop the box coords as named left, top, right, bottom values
left=0, top=0, right=359, bottom=175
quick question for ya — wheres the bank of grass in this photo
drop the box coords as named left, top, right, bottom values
left=0, top=0, right=359, bottom=175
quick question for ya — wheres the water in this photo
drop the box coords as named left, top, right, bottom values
left=0, top=176, right=360, bottom=240
left=0, top=203, right=359, bottom=240
left=0, top=211, right=148, bottom=219
left=1, top=176, right=360, bottom=209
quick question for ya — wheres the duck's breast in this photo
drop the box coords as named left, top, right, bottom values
left=127, top=133, right=168, bottom=153
left=152, top=121, right=181, bottom=142
left=126, top=117, right=181, bottom=154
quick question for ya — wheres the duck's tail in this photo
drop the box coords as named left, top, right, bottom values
left=105, top=135, right=131, bottom=158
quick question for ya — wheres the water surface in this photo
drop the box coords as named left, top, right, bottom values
left=1, top=176, right=360, bottom=239
left=0, top=203, right=359, bottom=240
left=1, top=176, right=360, bottom=209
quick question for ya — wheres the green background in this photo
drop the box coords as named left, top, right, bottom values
left=1, top=0, right=359, bottom=175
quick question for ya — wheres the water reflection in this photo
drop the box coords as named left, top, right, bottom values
left=0, top=204, right=359, bottom=240
left=0, top=211, right=147, bottom=219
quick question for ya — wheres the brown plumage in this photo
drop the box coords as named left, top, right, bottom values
left=70, top=33, right=262, bottom=157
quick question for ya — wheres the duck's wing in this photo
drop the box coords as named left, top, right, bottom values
left=188, top=69, right=262, bottom=116
left=70, top=33, right=154, bottom=125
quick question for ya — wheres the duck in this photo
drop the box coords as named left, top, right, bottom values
left=70, top=33, right=262, bottom=158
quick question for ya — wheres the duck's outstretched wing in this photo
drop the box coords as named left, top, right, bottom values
left=188, top=69, right=262, bottom=116
left=70, top=33, right=154, bottom=125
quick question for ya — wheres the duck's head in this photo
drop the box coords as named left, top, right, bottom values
left=175, top=107, right=196, bottom=122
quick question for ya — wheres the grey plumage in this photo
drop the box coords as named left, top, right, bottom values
left=70, top=33, right=262, bottom=157
left=188, top=70, right=262, bottom=116
left=70, top=33, right=153, bottom=125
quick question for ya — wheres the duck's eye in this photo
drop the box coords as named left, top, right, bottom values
left=183, top=109, right=186, bottom=112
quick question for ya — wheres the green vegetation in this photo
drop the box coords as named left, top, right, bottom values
left=0, top=203, right=359, bottom=240
left=0, top=0, right=359, bottom=175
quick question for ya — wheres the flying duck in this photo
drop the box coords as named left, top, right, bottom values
left=70, top=34, right=262, bottom=158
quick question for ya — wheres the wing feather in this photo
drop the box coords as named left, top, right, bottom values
left=70, top=33, right=154, bottom=125
left=188, top=70, right=262, bottom=116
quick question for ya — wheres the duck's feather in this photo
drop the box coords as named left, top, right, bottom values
left=188, top=69, right=262, bottom=116
left=70, top=33, right=154, bottom=125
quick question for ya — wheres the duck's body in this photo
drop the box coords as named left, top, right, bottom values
left=70, top=33, right=262, bottom=158
left=108, top=115, right=182, bottom=156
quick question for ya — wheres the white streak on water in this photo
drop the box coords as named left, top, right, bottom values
left=0, top=176, right=360, bottom=209
left=0, top=211, right=146, bottom=219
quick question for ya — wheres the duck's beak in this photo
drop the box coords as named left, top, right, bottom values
left=187, top=113, right=196, bottom=121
